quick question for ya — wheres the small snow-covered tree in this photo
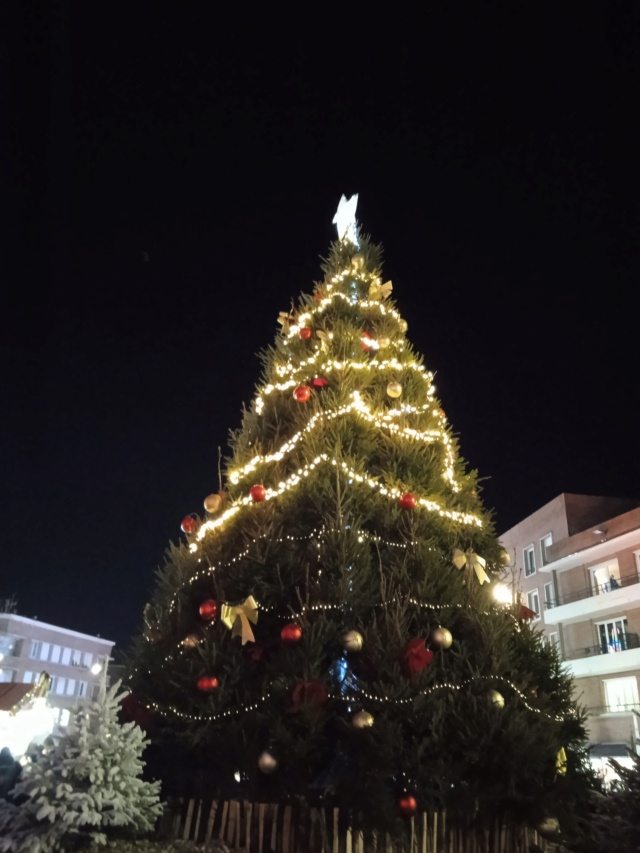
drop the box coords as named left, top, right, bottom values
left=0, top=681, right=163, bottom=853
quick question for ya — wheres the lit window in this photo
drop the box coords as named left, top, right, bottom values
left=0, top=669, right=13, bottom=683
left=603, top=676, right=639, bottom=713
left=544, top=582, right=555, bottom=609
left=61, top=647, right=71, bottom=665
left=540, top=533, right=553, bottom=566
left=50, top=645, right=62, bottom=664
left=65, top=678, right=76, bottom=696
left=29, top=641, right=42, bottom=660
left=524, top=545, right=536, bottom=577
left=547, top=632, right=559, bottom=649
left=527, top=589, right=540, bottom=620
left=78, top=681, right=87, bottom=697
left=597, top=618, right=629, bottom=653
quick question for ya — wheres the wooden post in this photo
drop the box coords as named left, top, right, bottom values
left=182, top=799, right=195, bottom=840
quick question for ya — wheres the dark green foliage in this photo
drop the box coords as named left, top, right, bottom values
left=127, top=230, right=591, bottom=840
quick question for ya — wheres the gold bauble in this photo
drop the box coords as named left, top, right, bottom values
left=204, top=493, right=222, bottom=514
left=489, top=689, right=505, bottom=709
left=351, top=253, right=365, bottom=270
left=537, top=817, right=560, bottom=836
left=342, top=630, right=363, bottom=652
left=378, top=336, right=391, bottom=349
left=352, top=710, right=374, bottom=728
left=399, top=319, right=408, bottom=333
left=181, top=633, right=200, bottom=648
left=431, top=627, right=453, bottom=649
left=386, top=381, right=403, bottom=399
left=258, top=750, right=278, bottom=774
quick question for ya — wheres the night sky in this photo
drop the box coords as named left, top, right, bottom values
left=3, top=5, right=638, bottom=651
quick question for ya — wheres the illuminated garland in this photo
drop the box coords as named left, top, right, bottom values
left=230, top=393, right=459, bottom=491
left=143, top=675, right=565, bottom=723
left=191, top=455, right=482, bottom=550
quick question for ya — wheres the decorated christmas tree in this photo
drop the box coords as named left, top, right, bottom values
left=128, top=196, right=590, bottom=839
left=0, top=681, right=163, bottom=853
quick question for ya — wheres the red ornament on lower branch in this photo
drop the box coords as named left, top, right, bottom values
left=398, top=795, right=418, bottom=818
left=281, top=623, right=303, bottom=644
left=294, top=386, right=312, bottom=403
left=299, top=327, right=313, bottom=340
left=199, top=599, right=218, bottom=621
left=197, top=676, right=219, bottom=692
left=250, top=484, right=267, bottom=502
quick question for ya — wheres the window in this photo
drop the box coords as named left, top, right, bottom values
left=78, top=681, right=87, bottom=697
left=39, top=642, right=50, bottom=662
left=0, top=636, right=19, bottom=657
left=547, top=632, right=559, bottom=650
left=29, top=641, right=42, bottom=660
left=590, top=560, right=621, bottom=595
left=61, top=647, right=71, bottom=665
left=70, top=649, right=82, bottom=666
left=603, top=676, right=639, bottom=713
left=540, top=533, right=553, bottom=566
left=49, top=677, right=59, bottom=694
left=0, top=669, right=14, bottom=683
left=50, top=645, right=62, bottom=664
left=527, top=589, right=540, bottom=620
left=22, top=671, right=36, bottom=684
left=523, top=545, right=536, bottom=577
left=82, top=652, right=93, bottom=668
left=544, top=582, right=556, bottom=609
left=597, top=618, right=629, bottom=653
left=65, top=678, right=76, bottom=696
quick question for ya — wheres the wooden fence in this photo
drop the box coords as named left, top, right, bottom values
left=168, top=798, right=555, bottom=853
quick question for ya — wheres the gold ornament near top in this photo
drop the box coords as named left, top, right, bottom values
left=556, top=746, right=567, bottom=776
left=452, top=548, right=490, bottom=585
left=342, top=630, right=363, bottom=652
left=489, top=689, right=505, bottom=709
left=378, top=336, right=391, bottom=349
left=387, top=381, right=403, bottom=399
left=499, top=548, right=511, bottom=566
left=399, top=319, right=408, bottom=332
left=203, top=493, right=222, bottom=514
left=352, top=710, right=374, bottom=728
left=351, top=252, right=365, bottom=270
left=221, top=595, right=259, bottom=645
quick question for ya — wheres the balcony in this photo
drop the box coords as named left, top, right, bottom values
left=545, top=570, right=640, bottom=624
left=588, top=702, right=640, bottom=717
left=563, top=639, right=640, bottom=678
left=565, top=632, right=640, bottom=661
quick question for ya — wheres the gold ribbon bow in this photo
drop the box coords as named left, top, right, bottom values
left=556, top=746, right=567, bottom=776
left=221, top=595, right=259, bottom=645
left=277, top=311, right=297, bottom=335
left=452, top=548, right=490, bottom=585
left=368, top=280, right=393, bottom=301
left=316, top=329, right=331, bottom=353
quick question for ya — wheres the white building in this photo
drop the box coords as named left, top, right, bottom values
left=499, top=493, right=640, bottom=783
left=0, top=612, right=114, bottom=725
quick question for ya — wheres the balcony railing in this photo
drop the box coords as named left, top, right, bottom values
left=545, top=570, right=640, bottom=609
left=564, top=632, right=640, bottom=661
left=588, top=702, right=640, bottom=716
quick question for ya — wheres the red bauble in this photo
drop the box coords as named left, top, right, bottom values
left=281, top=623, right=303, bottom=644
left=250, top=484, right=267, bottom=502
left=181, top=515, right=198, bottom=534
left=361, top=330, right=373, bottom=351
left=309, top=376, right=329, bottom=389
left=197, top=675, right=219, bottom=692
left=399, top=493, right=417, bottom=510
left=294, top=386, right=312, bottom=403
left=403, top=639, right=433, bottom=676
left=398, top=795, right=418, bottom=818
left=299, top=327, right=313, bottom=340
left=199, top=599, right=218, bottom=621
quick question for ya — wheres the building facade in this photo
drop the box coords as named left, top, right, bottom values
left=0, top=613, right=114, bottom=724
left=499, top=493, right=640, bottom=782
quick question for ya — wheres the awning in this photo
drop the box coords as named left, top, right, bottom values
left=0, top=684, right=32, bottom=712
left=589, top=743, right=630, bottom=758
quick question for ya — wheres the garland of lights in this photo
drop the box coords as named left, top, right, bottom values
left=190, top=455, right=482, bottom=552
left=142, top=675, right=565, bottom=723
left=230, top=393, right=459, bottom=491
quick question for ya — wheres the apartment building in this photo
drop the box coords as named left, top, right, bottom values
left=0, top=612, right=114, bottom=723
left=499, top=493, right=640, bottom=782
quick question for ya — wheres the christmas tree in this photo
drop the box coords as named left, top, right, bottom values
left=0, top=682, right=163, bottom=853
left=128, top=196, right=589, bottom=839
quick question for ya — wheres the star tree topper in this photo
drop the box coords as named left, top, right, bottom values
left=333, top=193, right=360, bottom=245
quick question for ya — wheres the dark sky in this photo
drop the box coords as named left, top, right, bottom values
left=2, top=4, right=638, bottom=651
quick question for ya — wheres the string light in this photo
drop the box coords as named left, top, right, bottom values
left=229, top=393, right=459, bottom=491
